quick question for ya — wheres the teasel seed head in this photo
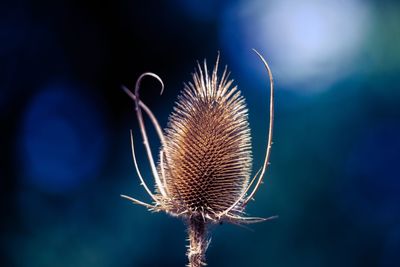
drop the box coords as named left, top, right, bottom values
left=121, top=49, right=275, bottom=267
left=161, top=55, right=252, bottom=218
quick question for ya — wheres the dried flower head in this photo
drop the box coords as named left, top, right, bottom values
left=121, top=49, right=275, bottom=267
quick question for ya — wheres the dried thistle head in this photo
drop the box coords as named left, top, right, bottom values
left=161, top=55, right=253, bottom=218
left=121, top=49, right=275, bottom=266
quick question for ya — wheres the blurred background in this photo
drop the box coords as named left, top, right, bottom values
left=1, top=0, right=400, bottom=266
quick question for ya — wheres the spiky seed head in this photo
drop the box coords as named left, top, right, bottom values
left=122, top=51, right=274, bottom=267
left=161, top=58, right=252, bottom=217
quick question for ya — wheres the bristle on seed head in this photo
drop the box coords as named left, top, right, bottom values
left=161, top=56, right=252, bottom=217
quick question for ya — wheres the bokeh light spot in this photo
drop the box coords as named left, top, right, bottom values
left=219, top=0, right=372, bottom=91
left=19, top=83, right=108, bottom=194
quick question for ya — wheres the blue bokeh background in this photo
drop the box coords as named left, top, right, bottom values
left=1, top=0, right=400, bottom=266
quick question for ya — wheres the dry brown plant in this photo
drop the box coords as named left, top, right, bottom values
left=122, top=49, right=275, bottom=267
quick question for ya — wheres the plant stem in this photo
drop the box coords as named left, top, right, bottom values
left=187, top=216, right=208, bottom=267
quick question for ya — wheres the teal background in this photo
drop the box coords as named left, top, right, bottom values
left=1, top=0, right=400, bottom=266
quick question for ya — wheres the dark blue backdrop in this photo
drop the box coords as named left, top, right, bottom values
left=1, top=0, right=400, bottom=266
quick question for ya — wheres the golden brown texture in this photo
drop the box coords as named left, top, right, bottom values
left=162, top=60, right=252, bottom=215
